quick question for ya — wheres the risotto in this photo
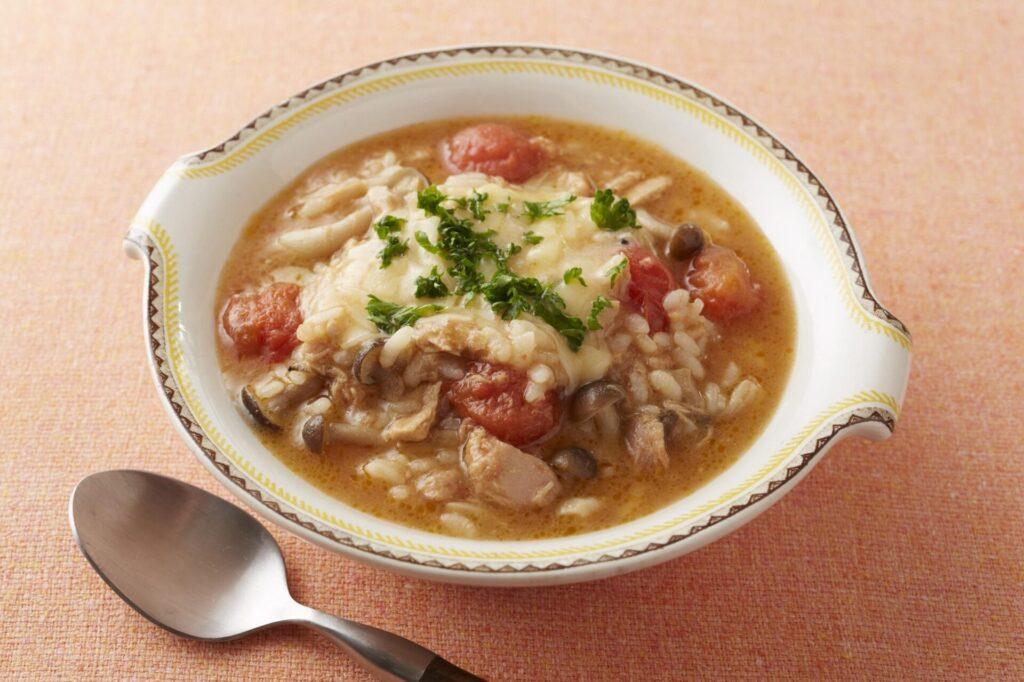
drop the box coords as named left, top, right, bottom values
left=216, top=117, right=795, bottom=540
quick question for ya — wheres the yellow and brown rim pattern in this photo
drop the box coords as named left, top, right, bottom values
left=132, top=46, right=909, bottom=574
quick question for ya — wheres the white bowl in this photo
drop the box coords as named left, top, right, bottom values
left=124, top=45, right=911, bottom=586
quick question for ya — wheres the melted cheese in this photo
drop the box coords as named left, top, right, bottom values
left=297, top=174, right=656, bottom=389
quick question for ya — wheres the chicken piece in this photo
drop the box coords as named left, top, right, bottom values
left=364, top=185, right=400, bottom=214
left=459, top=423, right=561, bottom=510
left=624, top=407, right=673, bottom=471
left=415, top=468, right=465, bottom=502
left=559, top=170, right=592, bottom=197
left=382, top=382, right=442, bottom=442
left=405, top=315, right=513, bottom=365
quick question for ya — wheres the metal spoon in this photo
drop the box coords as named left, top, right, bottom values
left=69, top=469, right=482, bottom=681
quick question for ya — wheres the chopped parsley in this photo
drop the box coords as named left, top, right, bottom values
left=416, top=185, right=447, bottom=214
left=415, top=186, right=505, bottom=293
left=373, top=215, right=408, bottom=268
left=522, top=195, right=576, bottom=223
left=496, top=241, right=522, bottom=265
left=414, top=267, right=450, bottom=298
left=365, top=295, right=444, bottom=334
left=414, top=231, right=439, bottom=253
left=453, top=190, right=490, bottom=221
left=587, top=295, right=613, bottom=330
left=373, top=215, right=405, bottom=237
left=404, top=186, right=596, bottom=350
left=563, top=267, right=587, bottom=287
left=590, top=189, right=638, bottom=230
left=606, top=257, right=628, bottom=286
left=481, top=272, right=587, bottom=351
left=377, top=239, right=408, bottom=267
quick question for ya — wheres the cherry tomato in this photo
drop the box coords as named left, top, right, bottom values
left=685, top=245, right=760, bottom=322
left=440, top=123, right=545, bottom=183
left=447, top=362, right=560, bottom=446
left=221, top=282, right=302, bottom=362
left=620, top=246, right=677, bottom=334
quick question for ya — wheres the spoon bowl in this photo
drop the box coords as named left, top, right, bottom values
left=70, top=470, right=480, bottom=680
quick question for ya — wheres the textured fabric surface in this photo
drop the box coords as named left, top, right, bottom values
left=1, top=1, right=1022, bottom=679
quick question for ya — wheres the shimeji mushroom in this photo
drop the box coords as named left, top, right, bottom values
left=274, top=206, right=373, bottom=260
left=569, top=380, right=626, bottom=422
left=369, top=165, right=428, bottom=192
left=352, top=339, right=385, bottom=384
left=351, top=338, right=405, bottom=400
left=295, top=178, right=367, bottom=219
left=666, top=223, right=705, bottom=261
left=301, top=415, right=384, bottom=454
left=624, top=175, right=671, bottom=207
left=241, top=370, right=325, bottom=429
left=549, top=447, right=598, bottom=481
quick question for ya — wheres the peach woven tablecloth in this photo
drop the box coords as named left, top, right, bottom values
left=1, top=1, right=1021, bottom=679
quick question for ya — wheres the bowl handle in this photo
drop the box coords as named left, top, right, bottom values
left=123, top=232, right=146, bottom=260
left=843, top=323, right=912, bottom=442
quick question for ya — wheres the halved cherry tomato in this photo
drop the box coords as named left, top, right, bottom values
left=447, top=362, right=560, bottom=446
left=221, top=282, right=302, bottom=362
left=685, top=245, right=760, bottom=322
left=440, top=123, right=545, bottom=183
left=621, top=246, right=677, bottom=334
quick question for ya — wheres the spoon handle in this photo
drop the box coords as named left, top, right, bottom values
left=298, top=607, right=483, bottom=681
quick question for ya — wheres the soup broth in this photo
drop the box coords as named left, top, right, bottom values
left=216, top=117, right=794, bottom=540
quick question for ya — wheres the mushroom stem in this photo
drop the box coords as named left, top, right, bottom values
left=301, top=415, right=384, bottom=454
left=241, top=371, right=324, bottom=429
left=275, top=206, right=372, bottom=259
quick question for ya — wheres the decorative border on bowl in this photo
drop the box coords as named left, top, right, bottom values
left=134, top=46, right=909, bottom=572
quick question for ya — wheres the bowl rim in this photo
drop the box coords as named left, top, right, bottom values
left=126, top=43, right=911, bottom=585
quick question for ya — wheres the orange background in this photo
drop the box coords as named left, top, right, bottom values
left=1, top=1, right=1022, bottom=679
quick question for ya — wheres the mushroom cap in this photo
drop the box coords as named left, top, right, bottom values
left=301, top=415, right=326, bottom=454
left=666, top=223, right=705, bottom=261
left=241, top=387, right=278, bottom=430
left=549, top=447, right=598, bottom=480
left=352, top=338, right=385, bottom=385
left=570, top=381, right=626, bottom=422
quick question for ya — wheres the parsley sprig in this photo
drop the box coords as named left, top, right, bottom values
left=563, top=267, right=587, bottom=287
left=373, top=215, right=408, bottom=268
left=607, top=257, right=628, bottom=286
left=522, top=195, right=576, bottom=222
left=453, top=190, right=490, bottom=221
left=591, top=189, right=639, bottom=230
left=587, top=296, right=613, bottom=330
left=365, top=295, right=444, bottom=334
left=481, top=272, right=587, bottom=351
left=415, top=186, right=511, bottom=294
left=414, top=266, right=450, bottom=299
